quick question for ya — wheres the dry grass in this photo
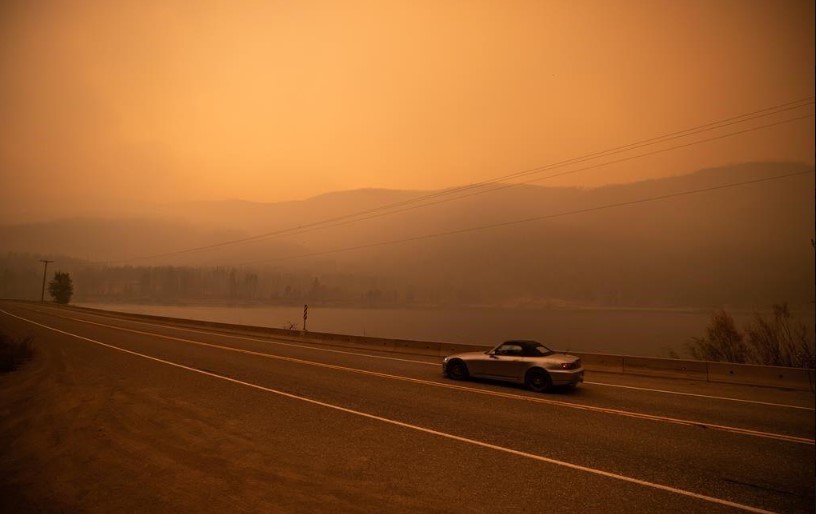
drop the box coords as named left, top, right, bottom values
left=0, top=333, right=34, bottom=372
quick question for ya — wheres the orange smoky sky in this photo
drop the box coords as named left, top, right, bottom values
left=0, top=0, right=813, bottom=222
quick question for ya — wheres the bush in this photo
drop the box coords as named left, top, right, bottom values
left=745, top=304, right=815, bottom=369
left=687, top=304, right=815, bottom=368
left=687, top=310, right=747, bottom=363
left=0, top=334, right=34, bottom=372
left=48, top=271, right=74, bottom=304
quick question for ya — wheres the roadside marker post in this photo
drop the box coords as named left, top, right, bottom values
left=303, top=304, right=308, bottom=332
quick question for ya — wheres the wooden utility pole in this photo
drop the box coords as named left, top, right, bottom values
left=40, top=259, right=54, bottom=302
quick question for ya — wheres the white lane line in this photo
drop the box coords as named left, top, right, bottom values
left=18, top=308, right=814, bottom=446
left=0, top=308, right=779, bottom=514
left=25, top=304, right=816, bottom=412
left=583, top=381, right=815, bottom=412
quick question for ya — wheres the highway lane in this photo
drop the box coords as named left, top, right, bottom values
left=20, top=302, right=816, bottom=440
left=1, top=301, right=814, bottom=513
left=48, top=303, right=816, bottom=408
left=48, top=302, right=816, bottom=410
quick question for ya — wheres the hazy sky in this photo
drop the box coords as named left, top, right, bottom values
left=1, top=0, right=813, bottom=222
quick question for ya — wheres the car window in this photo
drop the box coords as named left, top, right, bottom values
left=530, top=344, right=554, bottom=356
left=496, top=344, right=523, bottom=355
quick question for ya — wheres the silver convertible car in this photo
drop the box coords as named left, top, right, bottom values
left=442, top=340, right=583, bottom=392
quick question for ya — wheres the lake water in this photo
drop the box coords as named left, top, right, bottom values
left=75, top=302, right=808, bottom=358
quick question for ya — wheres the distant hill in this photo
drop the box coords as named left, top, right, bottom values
left=0, top=218, right=250, bottom=264
left=153, top=188, right=427, bottom=234
left=1, top=162, right=813, bottom=308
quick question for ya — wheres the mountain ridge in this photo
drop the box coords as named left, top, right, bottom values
left=1, top=161, right=813, bottom=308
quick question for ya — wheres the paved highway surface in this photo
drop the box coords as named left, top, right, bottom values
left=0, top=300, right=813, bottom=513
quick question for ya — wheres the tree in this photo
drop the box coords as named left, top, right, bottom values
left=48, top=271, right=73, bottom=304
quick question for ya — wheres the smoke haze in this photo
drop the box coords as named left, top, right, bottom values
left=1, top=1, right=814, bottom=222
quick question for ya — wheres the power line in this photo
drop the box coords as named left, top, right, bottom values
left=266, top=100, right=815, bottom=238
left=349, top=96, right=814, bottom=206
left=116, top=99, right=813, bottom=263
left=256, top=113, right=815, bottom=237
left=113, top=97, right=814, bottom=263
left=238, top=169, right=814, bottom=265
left=250, top=96, right=815, bottom=233
left=239, top=96, right=816, bottom=232
left=196, top=111, right=815, bottom=267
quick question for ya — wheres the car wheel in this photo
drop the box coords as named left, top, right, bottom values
left=446, top=360, right=469, bottom=380
left=525, top=369, right=552, bottom=392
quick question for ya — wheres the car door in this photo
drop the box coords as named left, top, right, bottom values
left=484, top=344, right=527, bottom=379
left=465, top=352, right=494, bottom=377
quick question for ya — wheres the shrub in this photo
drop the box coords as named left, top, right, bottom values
left=0, top=334, right=34, bottom=372
left=687, top=304, right=815, bottom=368
left=745, top=304, right=815, bottom=369
left=687, top=310, right=748, bottom=363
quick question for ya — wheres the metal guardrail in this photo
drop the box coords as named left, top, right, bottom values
left=51, top=303, right=816, bottom=392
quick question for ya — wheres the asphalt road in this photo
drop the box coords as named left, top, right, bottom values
left=0, top=300, right=813, bottom=514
